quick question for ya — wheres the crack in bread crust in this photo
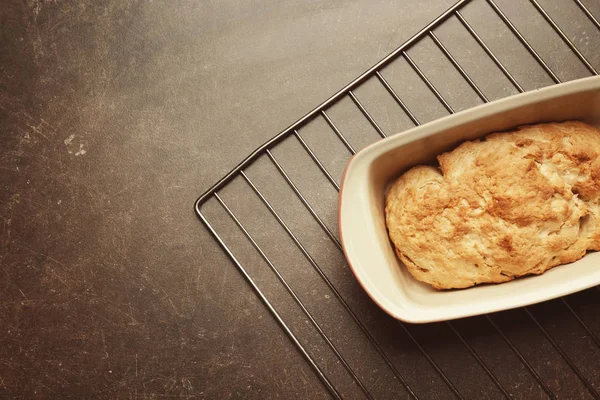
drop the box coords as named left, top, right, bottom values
left=385, top=121, right=600, bottom=290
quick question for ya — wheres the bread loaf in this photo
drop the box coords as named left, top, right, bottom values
left=385, top=121, right=600, bottom=290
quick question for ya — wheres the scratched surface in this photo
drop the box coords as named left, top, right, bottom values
left=2, top=0, right=600, bottom=399
left=0, top=0, right=457, bottom=398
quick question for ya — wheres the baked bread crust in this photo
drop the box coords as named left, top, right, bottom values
left=385, top=121, right=600, bottom=290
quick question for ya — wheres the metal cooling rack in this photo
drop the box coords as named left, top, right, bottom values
left=196, top=0, right=600, bottom=398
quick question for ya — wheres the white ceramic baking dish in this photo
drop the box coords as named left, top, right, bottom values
left=339, top=75, right=600, bottom=323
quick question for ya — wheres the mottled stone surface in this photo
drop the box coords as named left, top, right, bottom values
left=2, top=0, right=600, bottom=398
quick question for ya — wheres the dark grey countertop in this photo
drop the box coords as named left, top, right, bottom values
left=2, top=0, right=600, bottom=398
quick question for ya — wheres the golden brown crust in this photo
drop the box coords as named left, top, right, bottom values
left=385, top=121, right=600, bottom=290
